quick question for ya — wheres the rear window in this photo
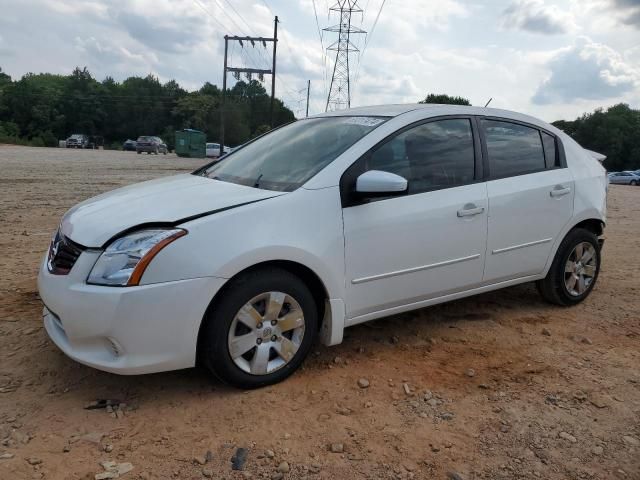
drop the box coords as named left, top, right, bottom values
left=482, top=120, right=545, bottom=178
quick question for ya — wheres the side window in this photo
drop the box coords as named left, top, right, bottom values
left=542, top=132, right=558, bottom=168
left=366, top=119, right=475, bottom=195
left=482, top=120, right=545, bottom=178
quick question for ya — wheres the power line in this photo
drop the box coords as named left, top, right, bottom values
left=226, top=2, right=310, bottom=103
left=192, top=0, right=227, bottom=33
left=200, top=0, right=270, bottom=71
left=217, top=0, right=277, bottom=71
left=260, top=0, right=275, bottom=16
left=362, top=0, right=386, bottom=60
left=222, top=0, right=257, bottom=34
left=353, top=0, right=386, bottom=100
left=212, top=0, right=304, bottom=110
left=193, top=0, right=280, bottom=105
left=312, top=0, right=328, bottom=100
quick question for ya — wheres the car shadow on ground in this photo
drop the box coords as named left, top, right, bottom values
left=39, top=281, right=556, bottom=407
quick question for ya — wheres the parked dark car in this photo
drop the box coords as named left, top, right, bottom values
left=123, top=139, right=137, bottom=151
left=136, top=136, right=168, bottom=155
left=66, top=134, right=89, bottom=149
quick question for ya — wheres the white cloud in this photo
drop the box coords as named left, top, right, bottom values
left=0, top=0, right=638, bottom=119
left=533, top=37, right=639, bottom=104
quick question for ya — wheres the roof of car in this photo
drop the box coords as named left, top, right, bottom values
left=312, top=104, right=555, bottom=131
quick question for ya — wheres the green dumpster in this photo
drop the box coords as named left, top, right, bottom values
left=175, top=129, right=206, bottom=158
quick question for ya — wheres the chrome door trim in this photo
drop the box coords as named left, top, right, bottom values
left=491, top=237, right=552, bottom=255
left=351, top=254, right=481, bottom=285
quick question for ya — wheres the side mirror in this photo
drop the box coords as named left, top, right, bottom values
left=356, top=170, right=408, bottom=195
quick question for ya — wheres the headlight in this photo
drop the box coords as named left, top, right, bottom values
left=87, top=229, right=187, bottom=286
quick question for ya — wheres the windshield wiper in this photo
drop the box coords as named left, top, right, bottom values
left=253, top=174, right=263, bottom=189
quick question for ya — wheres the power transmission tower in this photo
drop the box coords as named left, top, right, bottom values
left=220, top=16, right=278, bottom=157
left=324, top=1, right=365, bottom=111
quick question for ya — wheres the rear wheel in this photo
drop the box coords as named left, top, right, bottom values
left=631, top=180, right=638, bottom=186
left=537, top=228, right=601, bottom=306
left=200, top=268, right=317, bottom=389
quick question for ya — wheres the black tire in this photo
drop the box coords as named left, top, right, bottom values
left=200, top=268, right=318, bottom=389
left=536, top=228, right=601, bottom=306
left=631, top=180, right=638, bottom=186
left=137, top=151, right=141, bottom=154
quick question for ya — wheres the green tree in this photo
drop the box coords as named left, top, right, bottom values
left=419, top=93, right=471, bottom=105
left=0, top=66, right=294, bottom=148
left=552, top=104, right=640, bottom=171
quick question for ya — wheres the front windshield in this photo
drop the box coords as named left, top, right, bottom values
left=199, top=116, right=387, bottom=192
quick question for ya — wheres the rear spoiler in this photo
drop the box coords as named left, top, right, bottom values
left=585, top=149, right=606, bottom=163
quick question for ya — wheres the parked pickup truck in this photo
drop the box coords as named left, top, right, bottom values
left=65, top=134, right=90, bottom=149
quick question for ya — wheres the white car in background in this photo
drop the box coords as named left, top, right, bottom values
left=206, top=142, right=232, bottom=158
left=38, top=104, right=607, bottom=389
left=607, top=171, right=640, bottom=185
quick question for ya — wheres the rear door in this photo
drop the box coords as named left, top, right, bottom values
left=481, top=118, right=574, bottom=283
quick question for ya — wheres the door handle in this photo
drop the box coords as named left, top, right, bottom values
left=550, top=185, right=571, bottom=197
left=457, top=204, right=485, bottom=217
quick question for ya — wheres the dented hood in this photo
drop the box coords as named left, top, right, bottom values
left=60, top=173, right=284, bottom=247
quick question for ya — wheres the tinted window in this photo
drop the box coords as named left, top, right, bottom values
left=542, top=132, right=558, bottom=168
left=366, top=119, right=475, bottom=194
left=483, top=120, right=545, bottom=178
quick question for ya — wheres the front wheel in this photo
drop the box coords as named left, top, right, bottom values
left=631, top=180, right=638, bottom=186
left=200, top=268, right=318, bottom=389
left=537, top=228, right=601, bottom=306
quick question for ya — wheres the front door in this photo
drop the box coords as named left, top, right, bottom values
left=342, top=117, right=489, bottom=321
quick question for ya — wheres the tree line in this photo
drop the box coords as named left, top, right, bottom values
left=0, top=68, right=637, bottom=171
left=0, top=66, right=294, bottom=150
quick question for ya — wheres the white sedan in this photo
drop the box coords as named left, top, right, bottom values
left=206, top=142, right=232, bottom=158
left=607, top=171, right=640, bottom=185
left=38, top=104, right=607, bottom=388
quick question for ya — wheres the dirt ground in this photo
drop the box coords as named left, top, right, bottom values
left=0, top=145, right=638, bottom=480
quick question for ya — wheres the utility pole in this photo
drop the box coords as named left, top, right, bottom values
left=220, top=36, right=228, bottom=159
left=270, top=16, right=278, bottom=128
left=324, top=1, right=365, bottom=111
left=220, top=16, right=279, bottom=157
left=306, top=80, right=311, bottom=117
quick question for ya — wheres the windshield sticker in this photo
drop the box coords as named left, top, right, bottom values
left=340, top=117, right=385, bottom=127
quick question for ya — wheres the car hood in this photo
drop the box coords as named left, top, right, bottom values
left=60, top=173, right=285, bottom=247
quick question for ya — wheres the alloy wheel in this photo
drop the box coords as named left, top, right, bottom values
left=227, top=291, right=305, bottom=375
left=564, top=242, right=597, bottom=296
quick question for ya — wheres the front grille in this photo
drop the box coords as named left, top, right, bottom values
left=47, top=230, right=85, bottom=275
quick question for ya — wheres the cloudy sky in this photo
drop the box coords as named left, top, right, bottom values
left=0, top=0, right=638, bottom=121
